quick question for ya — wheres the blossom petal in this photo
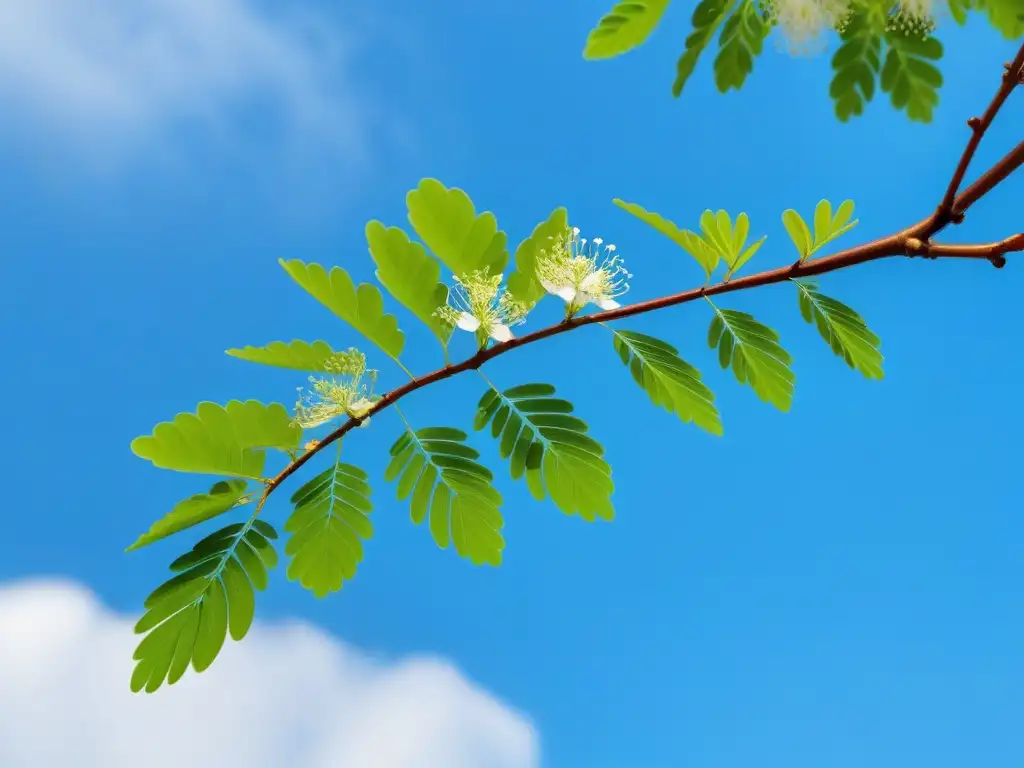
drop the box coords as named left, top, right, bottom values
left=490, top=324, right=514, bottom=343
left=456, top=312, right=481, bottom=332
left=552, top=285, right=577, bottom=303
left=358, top=416, right=371, bottom=428
left=594, top=298, right=620, bottom=310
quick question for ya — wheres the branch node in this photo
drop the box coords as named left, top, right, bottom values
left=967, top=116, right=983, bottom=132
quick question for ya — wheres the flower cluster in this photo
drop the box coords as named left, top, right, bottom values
left=293, top=349, right=379, bottom=430
left=437, top=269, right=529, bottom=347
left=535, top=226, right=631, bottom=317
left=759, top=0, right=937, bottom=56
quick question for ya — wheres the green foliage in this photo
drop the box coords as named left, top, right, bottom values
left=474, top=384, right=615, bottom=522
left=613, top=198, right=720, bottom=278
left=674, top=0, right=735, bottom=97
left=794, top=280, right=884, bottom=379
left=285, top=461, right=374, bottom=598
left=507, top=207, right=568, bottom=307
left=698, top=209, right=767, bottom=279
left=365, top=221, right=453, bottom=349
left=131, top=401, right=301, bottom=479
left=127, top=480, right=250, bottom=552
left=713, top=0, right=769, bottom=92
left=131, top=520, right=279, bottom=693
left=583, top=0, right=672, bottom=59
left=225, top=340, right=360, bottom=373
left=611, top=330, right=723, bottom=435
left=830, top=9, right=884, bottom=122
left=406, top=179, right=509, bottom=278
left=881, top=28, right=943, bottom=123
left=980, top=0, right=1024, bottom=37
left=707, top=305, right=795, bottom=411
left=279, top=259, right=406, bottom=361
left=781, top=200, right=858, bottom=261
left=386, top=426, right=504, bottom=566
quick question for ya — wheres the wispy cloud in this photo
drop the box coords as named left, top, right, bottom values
left=0, top=0, right=380, bottom=176
left=0, top=579, right=540, bottom=768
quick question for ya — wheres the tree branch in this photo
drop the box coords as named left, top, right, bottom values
left=255, top=41, right=1024, bottom=510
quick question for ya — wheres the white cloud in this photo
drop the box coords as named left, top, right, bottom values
left=0, top=0, right=375, bottom=169
left=0, top=579, right=539, bottom=768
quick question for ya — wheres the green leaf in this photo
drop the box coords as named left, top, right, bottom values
left=793, top=280, right=884, bottom=380
left=284, top=461, right=373, bottom=598
left=782, top=199, right=858, bottom=261
left=713, top=0, right=768, bottom=92
left=386, top=426, right=504, bottom=566
left=225, top=341, right=362, bottom=373
left=983, top=0, right=1024, bottom=37
left=707, top=306, right=794, bottom=411
left=611, top=330, right=723, bottom=435
left=127, top=480, right=250, bottom=552
left=406, top=179, right=508, bottom=278
left=131, top=521, right=278, bottom=693
left=365, top=221, right=453, bottom=348
left=474, top=384, right=614, bottom=522
left=613, top=198, right=719, bottom=278
left=829, top=9, right=883, bottom=121
left=880, top=28, right=943, bottom=123
left=279, top=259, right=405, bottom=360
left=674, top=0, right=736, bottom=97
left=583, top=0, right=671, bottom=60
left=131, top=401, right=301, bottom=479
left=507, top=207, right=568, bottom=307
left=698, top=209, right=766, bottom=278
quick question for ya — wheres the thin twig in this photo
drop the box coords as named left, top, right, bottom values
left=254, top=42, right=1024, bottom=508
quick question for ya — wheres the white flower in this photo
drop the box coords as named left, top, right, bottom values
left=886, top=0, right=940, bottom=37
left=535, top=225, right=631, bottom=316
left=293, top=349, right=379, bottom=430
left=437, top=269, right=528, bottom=347
left=761, top=0, right=853, bottom=56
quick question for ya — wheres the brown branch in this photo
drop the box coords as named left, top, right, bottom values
left=254, top=41, right=1024, bottom=510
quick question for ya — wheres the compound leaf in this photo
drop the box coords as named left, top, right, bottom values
left=614, top=198, right=719, bottom=278
left=474, top=384, right=614, bottom=522
left=713, top=0, right=769, bottom=92
left=127, top=480, right=250, bottom=552
left=131, top=401, right=301, bottom=479
left=406, top=179, right=508, bottom=278
left=611, top=330, right=722, bottom=435
left=225, top=340, right=361, bottom=373
left=365, top=221, right=453, bottom=348
left=830, top=9, right=883, bottom=121
left=881, top=28, right=943, bottom=123
left=285, top=461, right=374, bottom=598
left=793, top=279, right=884, bottom=379
left=707, top=307, right=794, bottom=411
left=386, top=426, right=504, bottom=566
left=279, top=259, right=405, bottom=361
left=583, top=0, right=671, bottom=59
left=674, top=0, right=736, bottom=97
left=507, top=207, right=568, bottom=307
left=698, top=209, right=766, bottom=278
left=131, top=521, right=279, bottom=693
left=782, top=199, right=858, bottom=260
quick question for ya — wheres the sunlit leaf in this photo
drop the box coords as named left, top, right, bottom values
left=386, top=426, right=503, bottom=566
left=365, top=221, right=453, bottom=348
left=707, top=306, right=794, bottom=411
left=131, top=401, right=301, bottom=479
left=279, top=259, right=405, bottom=360
left=474, top=384, right=614, bottom=522
left=225, top=340, right=361, bottom=373
left=830, top=9, right=884, bottom=121
left=507, top=207, right=568, bottom=307
left=613, top=198, right=719, bottom=278
left=285, top=461, right=373, bottom=598
left=881, top=27, right=943, bottom=123
left=131, top=521, right=279, bottom=693
left=698, top=209, right=766, bottom=278
left=583, top=0, right=671, bottom=60
left=127, top=480, right=250, bottom=552
left=406, top=179, right=508, bottom=278
left=782, top=199, right=858, bottom=261
left=612, top=330, right=723, bottom=435
left=793, top=279, right=884, bottom=379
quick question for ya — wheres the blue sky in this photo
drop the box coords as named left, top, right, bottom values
left=1, top=2, right=1022, bottom=766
